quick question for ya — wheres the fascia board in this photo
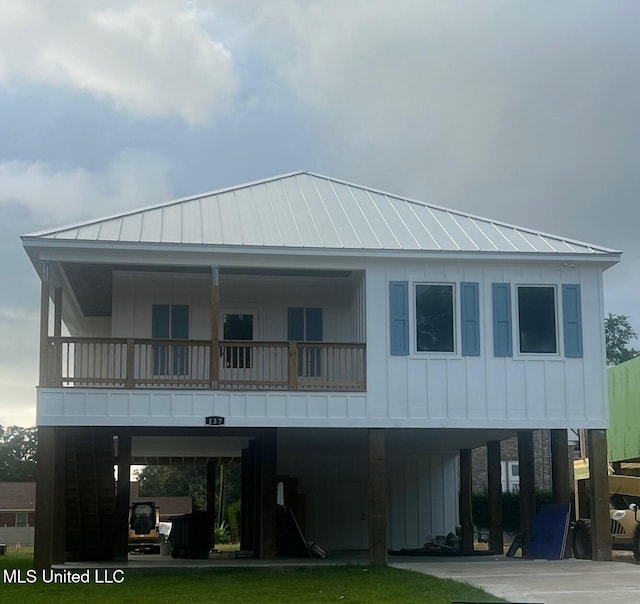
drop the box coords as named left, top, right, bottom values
left=24, top=238, right=621, bottom=269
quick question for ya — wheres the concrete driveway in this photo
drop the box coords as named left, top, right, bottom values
left=391, top=555, right=640, bottom=604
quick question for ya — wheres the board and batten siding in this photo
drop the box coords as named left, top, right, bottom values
left=37, top=259, right=608, bottom=429
left=277, top=429, right=458, bottom=551
left=367, top=259, right=608, bottom=429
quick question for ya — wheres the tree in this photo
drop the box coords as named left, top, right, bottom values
left=605, top=313, right=640, bottom=366
left=136, top=465, right=208, bottom=509
left=135, top=461, right=241, bottom=520
left=0, top=425, right=37, bottom=481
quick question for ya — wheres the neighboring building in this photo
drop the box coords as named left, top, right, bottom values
left=608, top=355, right=640, bottom=464
left=472, top=430, right=579, bottom=493
left=22, top=171, right=620, bottom=566
left=0, top=482, right=36, bottom=527
left=129, top=482, right=192, bottom=521
left=0, top=482, right=36, bottom=549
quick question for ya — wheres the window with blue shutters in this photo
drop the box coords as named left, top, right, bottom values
left=415, top=283, right=455, bottom=353
left=152, top=304, right=189, bottom=375
left=517, top=286, right=558, bottom=354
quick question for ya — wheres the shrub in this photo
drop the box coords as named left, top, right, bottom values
left=227, top=499, right=241, bottom=543
left=472, top=490, right=554, bottom=532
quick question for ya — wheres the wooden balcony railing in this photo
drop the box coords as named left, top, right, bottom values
left=44, top=337, right=366, bottom=392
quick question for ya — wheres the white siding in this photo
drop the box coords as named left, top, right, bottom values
left=277, top=429, right=458, bottom=551
left=112, top=272, right=358, bottom=342
left=366, top=258, right=608, bottom=429
left=39, top=258, right=607, bottom=430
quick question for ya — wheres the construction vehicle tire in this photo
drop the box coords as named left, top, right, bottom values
left=632, top=524, right=640, bottom=562
left=572, top=519, right=592, bottom=560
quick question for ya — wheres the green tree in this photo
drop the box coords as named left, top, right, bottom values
left=606, top=313, right=640, bottom=366
left=136, top=461, right=241, bottom=522
left=0, top=425, right=37, bottom=480
left=137, top=465, right=207, bottom=509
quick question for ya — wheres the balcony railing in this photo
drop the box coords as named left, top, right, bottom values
left=45, top=337, right=366, bottom=392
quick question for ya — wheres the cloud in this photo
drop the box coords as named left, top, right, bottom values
left=0, top=151, right=176, bottom=425
left=0, top=150, right=175, bottom=228
left=239, top=1, right=640, bottom=234
left=0, top=306, right=38, bottom=426
left=0, top=0, right=236, bottom=124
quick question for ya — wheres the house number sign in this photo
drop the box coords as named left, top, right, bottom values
left=205, top=416, right=225, bottom=426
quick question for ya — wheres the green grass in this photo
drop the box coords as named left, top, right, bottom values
left=0, top=555, right=504, bottom=603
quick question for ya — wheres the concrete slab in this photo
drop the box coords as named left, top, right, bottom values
left=391, top=556, right=640, bottom=604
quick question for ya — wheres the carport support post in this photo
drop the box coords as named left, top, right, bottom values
left=487, top=440, right=503, bottom=554
left=587, top=429, right=612, bottom=561
left=206, top=459, right=217, bottom=516
left=51, top=428, right=67, bottom=564
left=34, top=426, right=56, bottom=569
left=259, top=429, right=277, bottom=559
left=517, top=431, right=535, bottom=555
left=459, top=449, right=474, bottom=550
left=114, top=433, right=132, bottom=561
left=550, top=429, right=570, bottom=504
left=368, top=428, right=387, bottom=566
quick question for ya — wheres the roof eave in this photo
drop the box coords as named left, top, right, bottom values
left=21, top=237, right=622, bottom=268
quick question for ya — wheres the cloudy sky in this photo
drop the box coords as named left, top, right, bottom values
left=1, top=0, right=639, bottom=427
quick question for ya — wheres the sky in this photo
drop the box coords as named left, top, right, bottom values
left=1, top=0, right=639, bottom=427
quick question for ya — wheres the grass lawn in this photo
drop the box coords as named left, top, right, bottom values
left=0, top=554, right=504, bottom=603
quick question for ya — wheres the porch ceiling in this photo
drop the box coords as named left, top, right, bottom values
left=279, top=428, right=520, bottom=453
left=130, top=456, right=233, bottom=465
left=60, top=262, right=354, bottom=317
left=130, top=436, right=251, bottom=461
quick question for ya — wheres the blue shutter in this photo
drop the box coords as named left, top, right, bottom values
left=305, top=308, right=323, bottom=341
left=171, top=305, right=189, bottom=339
left=461, top=282, right=480, bottom=356
left=287, top=308, right=305, bottom=341
left=492, top=283, right=512, bottom=357
left=562, top=284, right=583, bottom=358
left=152, top=305, right=170, bottom=338
left=389, top=281, right=409, bottom=355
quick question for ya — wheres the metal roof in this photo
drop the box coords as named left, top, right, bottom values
left=24, top=171, right=620, bottom=257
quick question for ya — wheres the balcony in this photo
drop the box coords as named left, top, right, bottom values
left=44, top=337, right=366, bottom=392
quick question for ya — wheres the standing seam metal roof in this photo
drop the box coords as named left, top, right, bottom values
left=24, top=171, right=619, bottom=256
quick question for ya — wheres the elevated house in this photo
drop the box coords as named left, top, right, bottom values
left=22, top=171, right=619, bottom=567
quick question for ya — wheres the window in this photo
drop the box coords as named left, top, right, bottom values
left=288, top=308, right=323, bottom=377
left=16, top=512, right=28, bottom=527
left=223, top=313, right=254, bottom=368
left=517, top=286, right=557, bottom=354
left=152, top=304, right=189, bottom=375
left=415, top=284, right=454, bottom=352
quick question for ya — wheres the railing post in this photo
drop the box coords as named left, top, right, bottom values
left=39, top=262, right=50, bottom=387
left=210, top=267, right=220, bottom=388
left=126, top=339, right=135, bottom=389
left=288, top=341, right=298, bottom=390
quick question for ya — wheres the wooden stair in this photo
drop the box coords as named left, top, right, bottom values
left=65, top=434, right=116, bottom=561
